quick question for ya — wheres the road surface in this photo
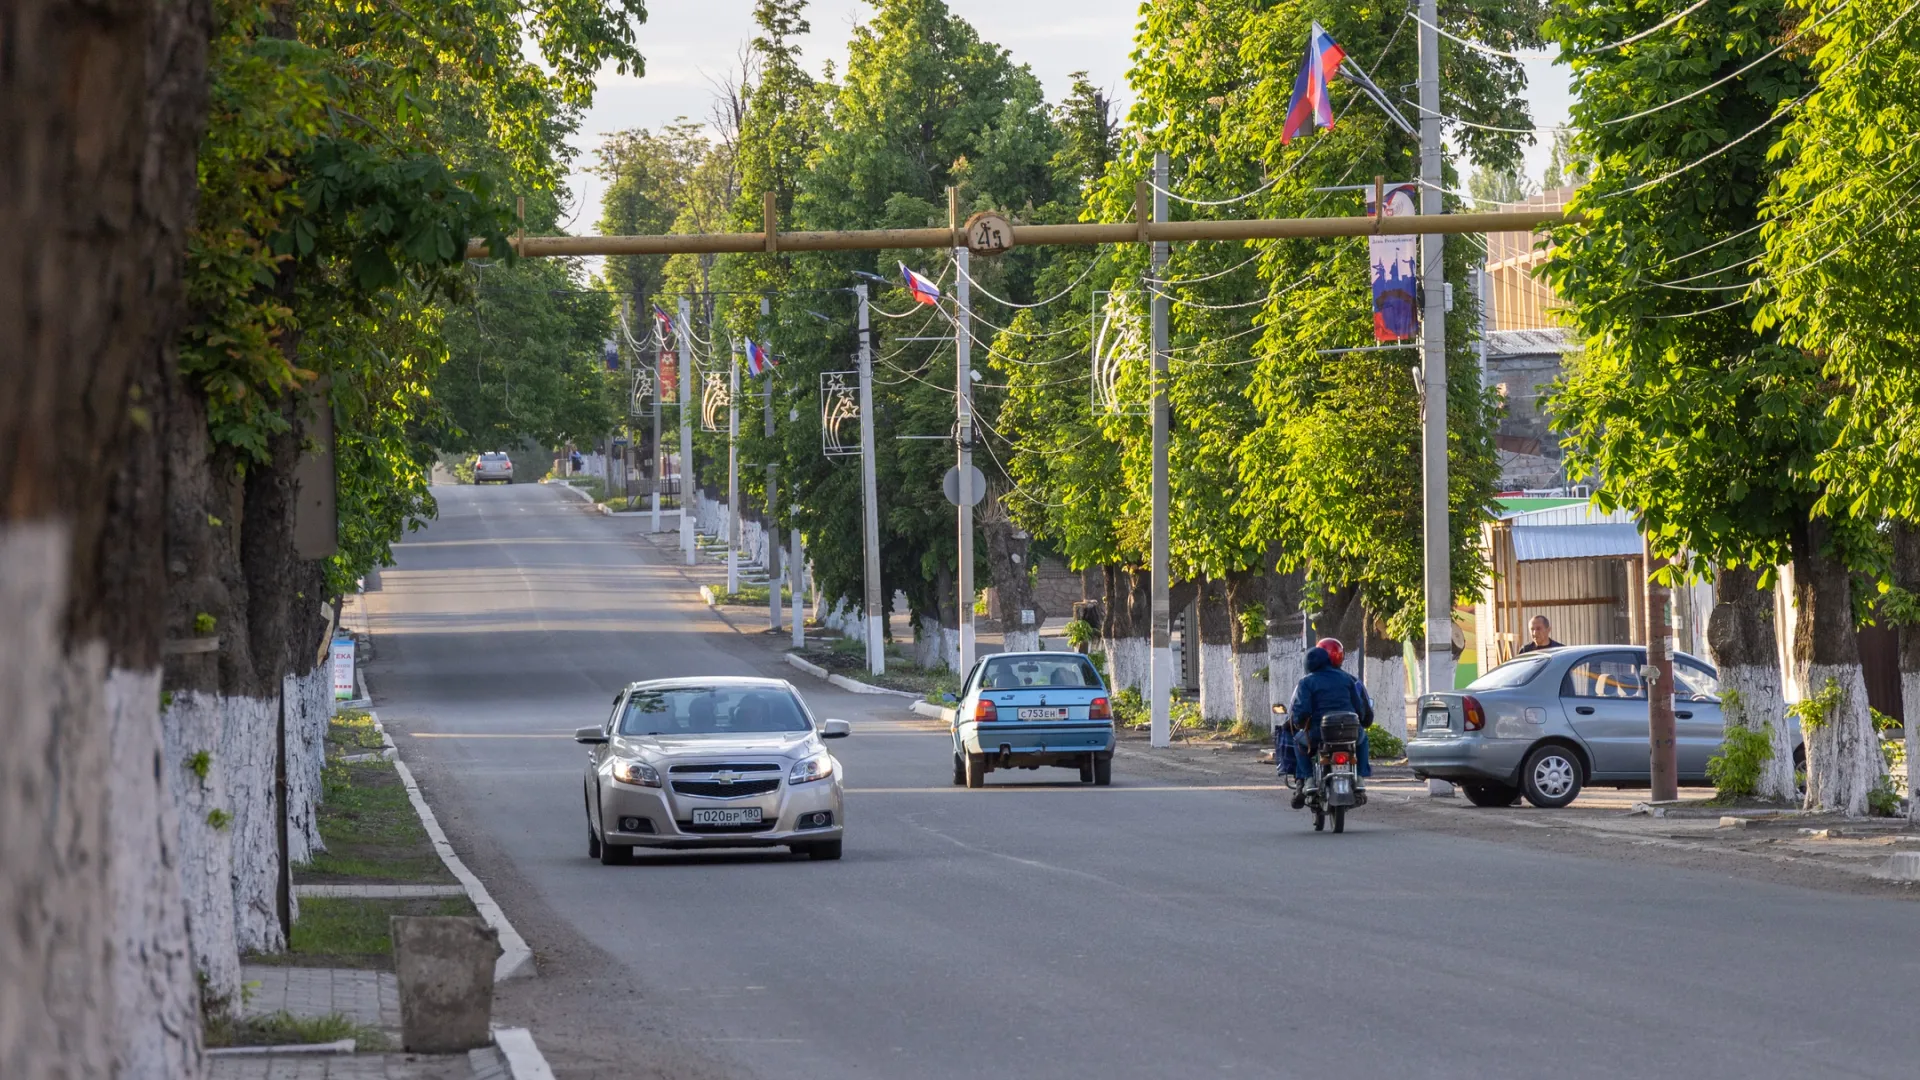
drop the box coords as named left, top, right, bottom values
left=364, top=482, right=1920, bottom=1080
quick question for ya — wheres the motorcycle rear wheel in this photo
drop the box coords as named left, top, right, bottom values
left=1332, top=807, right=1346, bottom=834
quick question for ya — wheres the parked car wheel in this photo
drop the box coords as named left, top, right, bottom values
left=952, top=751, right=965, bottom=786
left=1462, top=782, right=1521, bottom=808
left=964, top=752, right=987, bottom=788
left=1520, top=744, right=1584, bottom=808
left=1092, top=754, right=1112, bottom=787
left=1079, top=756, right=1095, bottom=783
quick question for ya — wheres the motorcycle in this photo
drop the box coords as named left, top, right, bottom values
left=1274, top=707, right=1367, bottom=834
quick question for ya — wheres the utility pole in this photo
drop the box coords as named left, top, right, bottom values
left=763, top=296, right=781, bottom=633
left=791, top=526, right=806, bottom=649
left=953, top=188, right=976, bottom=676
left=727, top=341, right=741, bottom=596
left=1417, top=0, right=1454, bottom=703
left=1645, top=543, right=1678, bottom=802
left=677, top=297, right=696, bottom=566
left=1149, top=153, right=1173, bottom=750
left=651, top=315, right=663, bottom=533
left=856, top=284, right=885, bottom=676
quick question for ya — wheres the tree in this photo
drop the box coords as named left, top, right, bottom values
left=1469, top=164, right=1534, bottom=208
left=1543, top=0, right=1882, bottom=812
left=1540, top=127, right=1589, bottom=190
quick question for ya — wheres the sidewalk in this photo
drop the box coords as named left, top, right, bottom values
left=210, top=966, right=508, bottom=1080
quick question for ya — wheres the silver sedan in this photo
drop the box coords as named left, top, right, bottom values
left=577, top=677, right=848, bottom=862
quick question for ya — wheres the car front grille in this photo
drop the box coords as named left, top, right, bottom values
left=671, top=779, right=781, bottom=798
left=668, top=762, right=780, bottom=773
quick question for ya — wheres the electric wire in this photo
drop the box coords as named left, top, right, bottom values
left=952, top=250, right=1109, bottom=309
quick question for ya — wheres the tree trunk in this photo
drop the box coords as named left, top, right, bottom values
left=1892, top=521, right=1920, bottom=822
left=1361, top=612, right=1408, bottom=738
left=1225, top=568, right=1268, bottom=731
left=1792, top=520, right=1880, bottom=815
left=1196, top=578, right=1235, bottom=723
left=981, top=518, right=1042, bottom=653
left=1266, top=556, right=1307, bottom=716
left=1, top=2, right=212, bottom=1076
left=1705, top=564, right=1797, bottom=802
left=1105, top=568, right=1151, bottom=693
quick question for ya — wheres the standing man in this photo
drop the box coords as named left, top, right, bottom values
left=1518, top=615, right=1563, bottom=655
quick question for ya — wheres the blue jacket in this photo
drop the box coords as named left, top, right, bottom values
left=1287, top=647, right=1373, bottom=730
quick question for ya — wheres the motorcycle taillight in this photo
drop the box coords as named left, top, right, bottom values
left=1332, top=751, right=1351, bottom=765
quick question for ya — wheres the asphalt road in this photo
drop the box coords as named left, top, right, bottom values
left=365, top=482, right=1920, bottom=1080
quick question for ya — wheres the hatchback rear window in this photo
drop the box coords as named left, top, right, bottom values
left=980, top=656, right=1103, bottom=690
left=1465, top=655, right=1549, bottom=691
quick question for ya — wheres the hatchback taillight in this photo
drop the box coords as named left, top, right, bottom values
left=1089, top=697, right=1111, bottom=720
left=1463, top=696, right=1487, bottom=732
left=973, top=699, right=998, bottom=723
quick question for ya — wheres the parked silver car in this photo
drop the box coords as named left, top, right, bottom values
left=576, top=677, right=848, bottom=862
left=1407, top=645, right=1802, bottom=808
left=473, top=451, right=514, bottom=484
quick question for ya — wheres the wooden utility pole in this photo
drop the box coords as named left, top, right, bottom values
left=1645, top=542, right=1678, bottom=802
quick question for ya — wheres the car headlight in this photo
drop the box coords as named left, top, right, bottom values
left=789, top=752, right=834, bottom=785
left=611, top=759, right=661, bottom=787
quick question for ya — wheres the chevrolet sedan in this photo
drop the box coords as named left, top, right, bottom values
left=577, top=677, right=848, bottom=863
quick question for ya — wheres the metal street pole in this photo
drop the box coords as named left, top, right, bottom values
left=791, top=525, right=806, bottom=650
left=856, top=284, right=886, bottom=676
left=763, top=297, right=781, bottom=633
left=651, top=329, right=663, bottom=533
left=677, top=297, right=696, bottom=565
left=728, top=341, right=741, bottom=596
left=1418, top=0, right=1454, bottom=709
left=955, top=232, right=976, bottom=676
left=1645, top=542, right=1678, bottom=802
left=1149, top=153, right=1173, bottom=750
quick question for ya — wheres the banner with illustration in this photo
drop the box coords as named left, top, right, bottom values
left=1366, top=183, right=1418, bottom=341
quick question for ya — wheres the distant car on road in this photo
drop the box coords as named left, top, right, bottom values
left=473, top=451, right=514, bottom=484
left=576, top=677, right=848, bottom=863
left=951, top=652, right=1115, bottom=788
left=1407, top=644, right=1804, bottom=808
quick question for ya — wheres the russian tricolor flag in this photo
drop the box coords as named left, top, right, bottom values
left=900, top=263, right=941, bottom=306
left=745, top=339, right=777, bottom=377
left=1281, top=22, right=1348, bottom=145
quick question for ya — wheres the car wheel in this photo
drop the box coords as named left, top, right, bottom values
left=1092, top=754, right=1112, bottom=787
left=952, top=752, right=965, bottom=786
left=1079, top=756, right=1095, bottom=783
left=805, top=839, right=843, bottom=861
left=587, top=822, right=601, bottom=859
left=964, top=752, right=987, bottom=788
left=1520, top=744, right=1584, bottom=809
left=1462, top=783, right=1521, bottom=808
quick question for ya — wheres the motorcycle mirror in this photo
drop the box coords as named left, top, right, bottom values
left=1271, top=703, right=1285, bottom=715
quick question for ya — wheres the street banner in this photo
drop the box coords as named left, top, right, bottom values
left=331, top=637, right=356, bottom=700
left=602, top=337, right=620, bottom=371
left=1366, top=183, right=1418, bottom=341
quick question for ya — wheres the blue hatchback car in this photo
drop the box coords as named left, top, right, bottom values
left=951, top=652, right=1116, bottom=788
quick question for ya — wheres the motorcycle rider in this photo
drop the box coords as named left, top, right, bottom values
left=1284, top=637, right=1374, bottom=809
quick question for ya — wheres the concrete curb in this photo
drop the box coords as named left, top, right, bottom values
left=782, top=651, right=921, bottom=699
left=206, top=1039, right=356, bottom=1057
left=699, top=584, right=718, bottom=607
left=547, top=480, right=612, bottom=514
left=492, top=1027, right=558, bottom=1080
left=909, top=700, right=956, bottom=724
left=366, top=710, right=535, bottom=983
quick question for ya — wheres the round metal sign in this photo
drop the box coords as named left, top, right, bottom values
left=964, top=211, right=1015, bottom=255
left=942, top=465, right=989, bottom=507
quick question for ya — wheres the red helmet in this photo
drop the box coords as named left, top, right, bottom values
left=1315, top=637, right=1346, bottom=668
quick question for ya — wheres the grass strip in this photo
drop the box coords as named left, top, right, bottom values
left=302, top=757, right=453, bottom=885
left=205, top=1010, right=390, bottom=1050
left=249, top=896, right=479, bottom=971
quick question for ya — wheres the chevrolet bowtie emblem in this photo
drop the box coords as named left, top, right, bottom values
left=714, top=771, right=738, bottom=785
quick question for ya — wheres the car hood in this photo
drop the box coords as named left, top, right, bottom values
left=613, top=731, right=818, bottom=760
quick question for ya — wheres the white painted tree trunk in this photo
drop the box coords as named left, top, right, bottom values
left=1198, top=643, right=1235, bottom=723
left=107, top=668, right=201, bottom=1076
left=1799, top=663, right=1880, bottom=817
left=1232, top=649, right=1269, bottom=731
left=1003, top=627, right=1041, bottom=653
left=284, top=667, right=331, bottom=865
left=1268, top=636, right=1306, bottom=716
left=1107, top=635, right=1149, bottom=693
left=1904, top=669, right=1919, bottom=822
left=163, top=690, right=241, bottom=1006
left=916, top=616, right=943, bottom=671
left=1720, top=661, right=1798, bottom=803
left=224, top=694, right=285, bottom=954
left=1362, top=654, right=1408, bottom=738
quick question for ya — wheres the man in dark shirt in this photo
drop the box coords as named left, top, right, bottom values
left=1518, top=615, right=1563, bottom=655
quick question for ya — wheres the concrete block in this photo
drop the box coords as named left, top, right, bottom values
left=1875, top=852, right=1920, bottom=882
left=391, top=916, right=501, bottom=1053
left=1717, top=816, right=1749, bottom=829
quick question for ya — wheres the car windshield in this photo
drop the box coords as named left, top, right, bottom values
left=978, top=656, right=1103, bottom=691
left=618, top=686, right=812, bottom=736
left=1466, top=655, right=1550, bottom=691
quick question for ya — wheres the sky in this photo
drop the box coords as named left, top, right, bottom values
left=558, top=2, right=1573, bottom=238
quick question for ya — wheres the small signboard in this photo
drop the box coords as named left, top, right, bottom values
left=331, top=638, right=357, bottom=700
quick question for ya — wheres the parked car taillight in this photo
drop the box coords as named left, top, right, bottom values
left=973, top=699, right=998, bottom=723
left=1089, top=697, right=1111, bottom=720
left=1463, top=695, right=1487, bottom=731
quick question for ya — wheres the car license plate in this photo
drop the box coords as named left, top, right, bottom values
left=691, top=807, right=762, bottom=826
left=1421, top=709, right=1451, bottom=731
left=1017, top=707, right=1068, bottom=720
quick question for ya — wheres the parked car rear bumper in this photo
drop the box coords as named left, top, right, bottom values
left=1406, top=736, right=1530, bottom=785
left=959, top=721, right=1115, bottom=758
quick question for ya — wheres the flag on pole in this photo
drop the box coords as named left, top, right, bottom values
left=652, top=305, right=674, bottom=345
left=745, top=339, right=778, bottom=376
left=900, top=263, right=942, bottom=305
left=1281, top=22, right=1348, bottom=144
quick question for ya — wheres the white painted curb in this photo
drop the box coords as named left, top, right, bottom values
left=909, top=700, right=956, bottom=724
left=785, top=652, right=829, bottom=679
left=370, top=710, right=535, bottom=982
left=207, top=1039, right=356, bottom=1057
left=781, top=650, right=920, bottom=699
left=1876, top=851, right=1920, bottom=881
left=493, top=1026, right=558, bottom=1080
left=699, top=584, right=718, bottom=607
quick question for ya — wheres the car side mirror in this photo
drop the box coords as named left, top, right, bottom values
left=574, top=726, right=608, bottom=744
left=820, top=719, right=851, bottom=739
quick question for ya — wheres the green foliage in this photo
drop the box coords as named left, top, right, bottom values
left=1063, top=618, right=1098, bottom=650
left=205, top=1009, right=388, bottom=1050
left=186, top=751, right=213, bottom=783
left=1367, top=724, right=1407, bottom=761
left=206, top=808, right=234, bottom=831
left=1707, top=725, right=1775, bottom=798
left=1237, top=603, right=1267, bottom=644
left=193, top=613, right=217, bottom=635
left=1870, top=708, right=1906, bottom=815
left=1788, top=677, right=1844, bottom=732
left=1111, top=686, right=1147, bottom=727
